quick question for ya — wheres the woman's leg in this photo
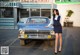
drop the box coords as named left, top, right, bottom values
left=59, top=33, right=62, bottom=51
left=55, top=33, right=59, bottom=53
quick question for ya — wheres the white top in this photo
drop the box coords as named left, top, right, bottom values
left=55, top=15, right=58, bottom=20
left=47, top=15, right=59, bottom=28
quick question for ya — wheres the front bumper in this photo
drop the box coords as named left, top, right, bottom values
left=18, top=34, right=54, bottom=39
left=18, top=30, right=55, bottom=39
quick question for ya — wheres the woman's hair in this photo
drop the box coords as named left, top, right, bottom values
left=53, top=9, right=59, bottom=18
left=53, top=9, right=59, bottom=15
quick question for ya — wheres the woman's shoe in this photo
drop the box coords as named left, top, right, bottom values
left=59, top=47, right=61, bottom=52
left=55, top=50, right=57, bottom=54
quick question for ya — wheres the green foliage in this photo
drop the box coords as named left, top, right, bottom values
left=66, top=10, right=74, bottom=17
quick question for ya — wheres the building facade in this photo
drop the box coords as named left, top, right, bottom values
left=0, top=0, right=80, bottom=29
left=0, top=0, right=56, bottom=29
left=0, top=0, right=56, bottom=18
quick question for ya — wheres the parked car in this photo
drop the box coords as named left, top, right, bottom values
left=17, top=16, right=54, bottom=45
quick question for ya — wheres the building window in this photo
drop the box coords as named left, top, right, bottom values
left=31, top=9, right=40, bottom=16
left=20, top=9, right=29, bottom=18
left=0, top=8, right=13, bottom=18
left=41, top=9, right=51, bottom=18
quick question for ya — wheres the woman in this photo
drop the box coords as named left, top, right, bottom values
left=46, top=9, right=62, bottom=53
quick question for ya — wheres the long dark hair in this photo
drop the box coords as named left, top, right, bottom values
left=53, top=9, right=59, bottom=18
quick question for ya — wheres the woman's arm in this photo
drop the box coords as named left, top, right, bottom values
left=47, top=17, right=53, bottom=27
left=57, top=16, right=61, bottom=21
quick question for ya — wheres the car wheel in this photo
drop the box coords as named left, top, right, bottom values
left=49, top=39, right=55, bottom=47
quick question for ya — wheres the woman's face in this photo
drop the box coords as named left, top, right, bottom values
left=53, top=10, right=57, bottom=15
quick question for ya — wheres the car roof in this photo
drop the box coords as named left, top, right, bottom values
left=28, top=16, right=48, bottom=19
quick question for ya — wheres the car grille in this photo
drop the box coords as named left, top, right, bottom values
left=25, top=32, right=49, bottom=34
left=25, top=30, right=50, bottom=39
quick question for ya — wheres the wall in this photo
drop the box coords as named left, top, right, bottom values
left=57, top=4, right=80, bottom=27
left=71, top=0, right=80, bottom=2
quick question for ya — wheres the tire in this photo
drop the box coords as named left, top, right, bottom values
left=20, top=39, right=26, bottom=46
left=49, top=40, right=54, bottom=47
left=48, top=39, right=55, bottom=47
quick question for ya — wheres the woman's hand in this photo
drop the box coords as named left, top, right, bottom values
left=45, top=26, right=49, bottom=28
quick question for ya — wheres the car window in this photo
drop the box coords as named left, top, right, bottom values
left=27, top=18, right=47, bottom=23
left=20, top=18, right=27, bottom=22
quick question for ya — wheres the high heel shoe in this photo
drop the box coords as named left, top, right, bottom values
left=59, top=47, right=61, bottom=52
left=55, top=50, right=57, bottom=54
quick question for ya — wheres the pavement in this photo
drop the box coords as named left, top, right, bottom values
left=0, top=27, right=80, bottom=55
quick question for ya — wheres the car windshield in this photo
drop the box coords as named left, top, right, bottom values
left=27, top=18, right=47, bottom=24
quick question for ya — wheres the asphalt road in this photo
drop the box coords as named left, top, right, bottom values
left=0, top=27, right=80, bottom=55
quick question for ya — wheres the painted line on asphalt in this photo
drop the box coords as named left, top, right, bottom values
left=3, top=39, right=14, bottom=45
left=9, top=38, right=18, bottom=46
left=10, top=45, right=51, bottom=50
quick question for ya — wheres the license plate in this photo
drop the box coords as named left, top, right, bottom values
left=28, top=35, right=38, bottom=38
left=28, top=35, right=48, bottom=39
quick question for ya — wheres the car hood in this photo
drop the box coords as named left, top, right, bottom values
left=18, top=23, right=53, bottom=31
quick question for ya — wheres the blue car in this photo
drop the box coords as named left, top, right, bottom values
left=18, top=16, right=54, bottom=45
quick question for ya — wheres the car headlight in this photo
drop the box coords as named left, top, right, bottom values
left=19, top=30, right=25, bottom=35
left=19, top=28, right=25, bottom=34
left=50, top=30, right=55, bottom=35
left=18, top=29, right=25, bottom=38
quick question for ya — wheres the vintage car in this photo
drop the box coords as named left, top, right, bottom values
left=17, top=16, right=54, bottom=45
